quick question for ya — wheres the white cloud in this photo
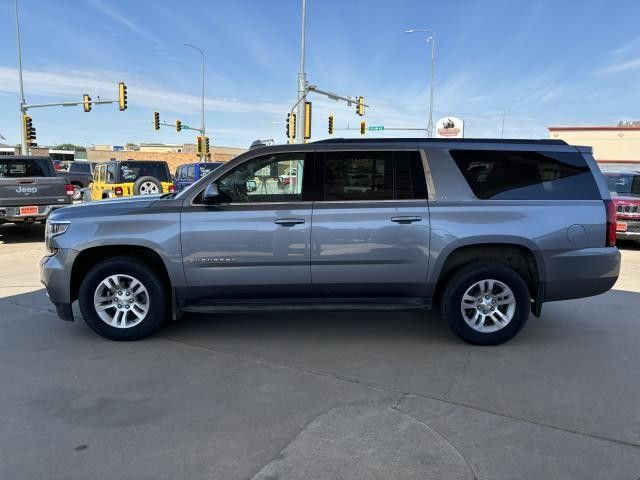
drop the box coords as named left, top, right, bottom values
left=0, top=66, right=288, bottom=116
left=83, top=0, right=164, bottom=48
left=600, top=58, right=640, bottom=74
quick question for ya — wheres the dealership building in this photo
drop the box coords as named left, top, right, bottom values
left=548, top=125, right=640, bottom=170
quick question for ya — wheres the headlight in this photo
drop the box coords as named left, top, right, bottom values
left=45, top=220, right=70, bottom=255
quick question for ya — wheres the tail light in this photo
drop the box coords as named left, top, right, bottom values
left=169, top=184, right=175, bottom=193
left=604, top=199, right=616, bottom=247
left=64, top=184, right=74, bottom=196
left=114, top=186, right=123, bottom=196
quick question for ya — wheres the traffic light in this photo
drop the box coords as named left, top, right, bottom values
left=153, top=111, right=160, bottom=130
left=83, top=94, right=92, bottom=112
left=286, top=113, right=296, bottom=141
left=356, top=96, right=365, bottom=116
left=205, top=136, right=210, bottom=154
left=328, top=114, right=334, bottom=135
left=176, top=120, right=182, bottom=132
left=196, top=136, right=203, bottom=155
left=304, top=101, right=312, bottom=140
left=118, top=82, right=128, bottom=111
left=23, top=115, right=36, bottom=147
left=360, top=121, right=366, bottom=135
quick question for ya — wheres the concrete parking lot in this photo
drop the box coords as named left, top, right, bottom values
left=1, top=223, right=639, bottom=480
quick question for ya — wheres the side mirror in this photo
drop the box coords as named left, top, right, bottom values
left=203, top=183, right=220, bottom=203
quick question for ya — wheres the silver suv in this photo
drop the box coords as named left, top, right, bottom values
left=40, top=139, right=620, bottom=345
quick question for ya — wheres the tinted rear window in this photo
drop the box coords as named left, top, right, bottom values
left=199, top=162, right=224, bottom=176
left=322, top=151, right=427, bottom=201
left=119, top=162, right=170, bottom=182
left=0, top=158, right=50, bottom=177
left=451, top=150, right=600, bottom=200
left=70, top=162, right=90, bottom=173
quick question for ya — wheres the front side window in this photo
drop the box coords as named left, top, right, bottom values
left=451, top=149, right=600, bottom=200
left=214, top=152, right=305, bottom=203
left=187, top=165, right=196, bottom=181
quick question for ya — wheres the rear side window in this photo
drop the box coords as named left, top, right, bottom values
left=322, top=151, right=426, bottom=201
left=451, top=150, right=600, bottom=200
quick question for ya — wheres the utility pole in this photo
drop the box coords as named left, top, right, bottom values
left=296, top=0, right=307, bottom=144
left=15, top=0, right=27, bottom=154
left=184, top=43, right=206, bottom=160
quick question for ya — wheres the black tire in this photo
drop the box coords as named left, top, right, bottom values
left=133, top=176, right=162, bottom=195
left=78, top=257, right=168, bottom=341
left=441, top=261, right=530, bottom=345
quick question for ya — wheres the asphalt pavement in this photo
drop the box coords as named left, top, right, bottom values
left=1, top=223, right=639, bottom=480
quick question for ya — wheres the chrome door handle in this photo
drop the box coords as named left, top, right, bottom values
left=274, top=218, right=306, bottom=226
left=390, top=216, right=422, bottom=224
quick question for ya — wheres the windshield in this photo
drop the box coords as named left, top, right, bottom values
left=605, top=173, right=640, bottom=195
left=119, top=161, right=170, bottom=182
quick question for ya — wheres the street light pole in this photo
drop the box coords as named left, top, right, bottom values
left=184, top=43, right=205, bottom=160
left=296, top=0, right=307, bottom=144
left=405, top=29, right=436, bottom=138
left=498, top=108, right=506, bottom=138
left=15, top=0, right=27, bottom=154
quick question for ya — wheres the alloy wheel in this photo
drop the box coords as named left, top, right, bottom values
left=93, top=274, right=149, bottom=328
left=460, top=279, right=516, bottom=333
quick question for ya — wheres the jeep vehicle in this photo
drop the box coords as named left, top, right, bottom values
left=0, top=156, right=73, bottom=224
left=57, top=161, right=96, bottom=200
left=173, top=162, right=224, bottom=192
left=603, top=170, right=640, bottom=242
left=90, top=160, right=174, bottom=200
left=41, top=139, right=620, bottom=345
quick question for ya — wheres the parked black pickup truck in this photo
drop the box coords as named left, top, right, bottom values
left=0, top=156, right=73, bottom=224
left=57, top=161, right=95, bottom=200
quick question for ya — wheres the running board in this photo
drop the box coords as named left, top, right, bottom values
left=181, top=298, right=430, bottom=314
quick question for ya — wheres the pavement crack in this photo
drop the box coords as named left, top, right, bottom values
left=443, top=349, right=471, bottom=401
left=246, top=400, right=386, bottom=480
left=390, top=403, right=480, bottom=480
left=160, top=334, right=640, bottom=451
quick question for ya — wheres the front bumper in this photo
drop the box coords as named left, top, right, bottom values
left=0, top=204, right=68, bottom=223
left=40, top=249, right=77, bottom=321
left=616, top=217, right=640, bottom=241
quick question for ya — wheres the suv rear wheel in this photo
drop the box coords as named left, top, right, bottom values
left=441, top=261, right=530, bottom=345
left=78, top=257, right=167, bottom=340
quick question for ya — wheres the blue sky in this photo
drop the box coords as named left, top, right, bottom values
left=1, top=0, right=639, bottom=148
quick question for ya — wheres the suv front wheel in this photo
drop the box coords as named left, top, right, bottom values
left=78, top=257, right=167, bottom=340
left=441, top=261, right=530, bottom=345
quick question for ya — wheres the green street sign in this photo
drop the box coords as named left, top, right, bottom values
left=182, top=124, right=190, bottom=129
left=368, top=125, right=384, bottom=131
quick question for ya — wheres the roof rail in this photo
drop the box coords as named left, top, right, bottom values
left=313, top=137, right=568, bottom=146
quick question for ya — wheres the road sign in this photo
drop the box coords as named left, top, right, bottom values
left=368, top=125, right=384, bottom=131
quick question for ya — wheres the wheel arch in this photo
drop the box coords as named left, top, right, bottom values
left=70, top=245, right=174, bottom=314
left=431, top=238, right=544, bottom=307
